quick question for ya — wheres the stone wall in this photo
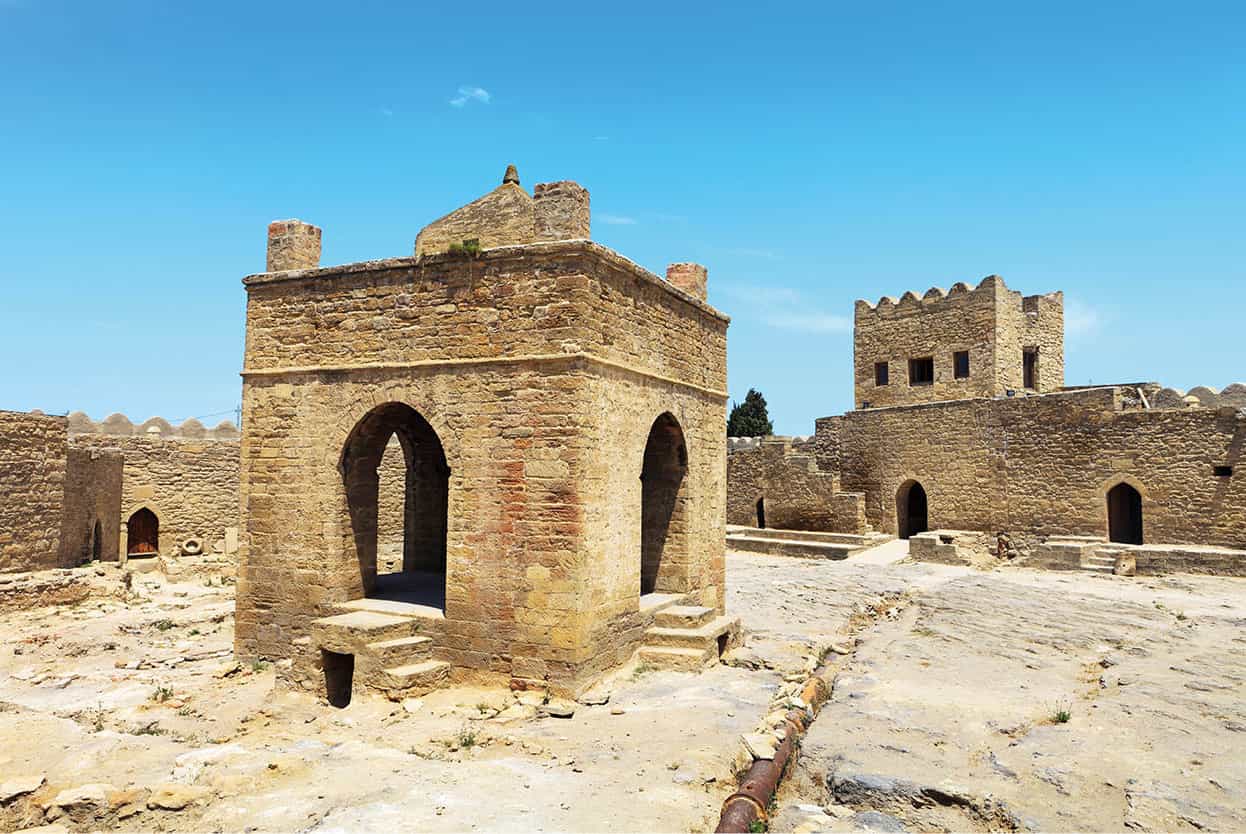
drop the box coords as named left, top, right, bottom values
left=62, top=445, right=122, bottom=564
left=853, top=275, right=1063, bottom=409
left=69, top=414, right=240, bottom=558
left=0, top=410, right=68, bottom=573
left=834, top=387, right=1245, bottom=550
left=237, top=234, right=728, bottom=691
left=726, top=436, right=867, bottom=534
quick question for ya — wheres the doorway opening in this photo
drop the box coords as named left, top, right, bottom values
left=755, top=497, right=766, bottom=530
left=127, top=507, right=159, bottom=557
left=641, top=413, right=688, bottom=596
left=91, top=520, right=102, bottom=561
left=897, top=481, right=928, bottom=539
left=1107, top=482, right=1143, bottom=544
left=342, top=403, right=449, bottom=610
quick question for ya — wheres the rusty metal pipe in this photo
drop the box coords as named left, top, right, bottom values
left=715, top=673, right=836, bottom=832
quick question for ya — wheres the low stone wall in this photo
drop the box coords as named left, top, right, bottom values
left=908, top=530, right=996, bottom=569
left=727, top=436, right=867, bottom=534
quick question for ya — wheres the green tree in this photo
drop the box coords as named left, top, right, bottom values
left=727, top=389, right=774, bottom=437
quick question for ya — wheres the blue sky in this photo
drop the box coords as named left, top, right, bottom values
left=2, top=1, right=1242, bottom=434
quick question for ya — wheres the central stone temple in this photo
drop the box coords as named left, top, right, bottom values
left=235, top=166, right=738, bottom=703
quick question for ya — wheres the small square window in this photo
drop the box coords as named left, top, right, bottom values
left=953, top=350, right=970, bottom=379
left=1213, top=465, right=1233, bottom=477
left=874, top=362, right=889, bottom=386
left=909, top=357, right=934, bottom=386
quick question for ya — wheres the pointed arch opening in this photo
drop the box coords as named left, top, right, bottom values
left=341, top=403, right=449, bottom=609
left=91, top=519, right=102, bottom=561
left=640, top=412, right=689, bottom=596
left=896, top=480, right=928, bottom=539
left=1107, top=482, right=1143, bottom=545
left=755, top=497, right=766, bottom=530
left=127, top=507, right=159, bottom=557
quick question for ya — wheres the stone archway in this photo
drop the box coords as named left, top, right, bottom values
left=341, top=402, right=449, bottom=608
left=896, top=480, right=928, bottom=539
left=127, top=507, right=159, bottom=556
left=1107, top=482, right=1143, bottom=544
left=640, top=413, right=689, bottom=596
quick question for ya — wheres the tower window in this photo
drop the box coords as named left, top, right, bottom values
left=874, top=362, right=889, bottom=386
left=1023, top=348, right=1038, bottom=389
left=909, top=357, right=934, bottom=386
left=1213, top=465, right=1233, bottom=477
left=953, top=351, right=970, bottom=379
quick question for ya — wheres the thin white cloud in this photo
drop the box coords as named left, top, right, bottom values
left=720, top=283, right=850, bottom=333
left=449, top=86, right=491, bottom=108
left=599, top=214, right=637, bottom=226
left=380, top=107, right=394, bottom=118
left=1065, top=297, right=1101, bottom=337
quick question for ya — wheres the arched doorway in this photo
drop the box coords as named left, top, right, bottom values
left=127, top=508, right=159, bottom=556
left=1107, top=482, right=1143, bottom=544
left=341, top=403, right=449, bottom=608
left=755, top=497, right=766, bottom=530
left=640, top=413, right=688, bottom=596
left=91, top=520, right=102, bottom=561
left=896, top=480, right=928, bottom=539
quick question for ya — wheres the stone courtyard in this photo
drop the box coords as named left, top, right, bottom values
left=2, top=544, right=1244, bottom=832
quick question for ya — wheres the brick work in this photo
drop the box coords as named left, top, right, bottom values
left=853, top=275, right=1063, bottom=409
left=62, top=445, right=122, bottom=564
left=237, top=188, right=728, bottom=693
left=267, top=220, right=322, bottom=272
left=0, top=411, right=68, bottom=573
left=666, top=263, right=708, bottom=302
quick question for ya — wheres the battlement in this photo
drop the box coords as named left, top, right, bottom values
left=66, top=412, right=240, bottom=441
left=853, top=274, right=1064, bottom=409
left=854, top=274, right=1061, bottom=319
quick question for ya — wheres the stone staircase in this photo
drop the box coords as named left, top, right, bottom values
left=310, top=600, right=449, bottom=701
left=638, top=603, right=742, bottom=671
left=726, top=525, right=892, bottom=560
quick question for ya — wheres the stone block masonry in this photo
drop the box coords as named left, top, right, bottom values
left=238, top=169, right=731, bottom=697
left=69, top=413, right=240, bottom=559
left=726, top=436, right=866, bottom=534
left=0, top=410, right=69, bottom=572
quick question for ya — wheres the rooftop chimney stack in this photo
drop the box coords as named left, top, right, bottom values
left=666, top=263, right=708, bottom=301
left=266, top=219, right=322, bottom=272
left=533, top=181, right=591, bottom=241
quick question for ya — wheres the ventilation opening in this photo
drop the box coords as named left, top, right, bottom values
left=717, top=632, right=730, bottom=658
left=1023, top=348, right=1038, bottom=389
left=953, top=350, right=970, bottom=379
left=1213, top=465, right=1232, bottom=477
left=755, top=497, right=766, bottom=530
left=322, top=650, right=354, bottom=708
left=874, top=362, right=889, bottom=386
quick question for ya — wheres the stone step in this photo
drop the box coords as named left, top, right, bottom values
left=644, top=615, right=739, bottom=650
left=726, top=526, right=880, bottom=547
left=654, top=605, right=716, bottom=628
left=726, top=535, right=857, bottom=560
left=366, top=635, right=433, bottom=668
left=311, top=611, right=418, bottom=654
left=1082, top=564, right=1115, bottom=573
left=637, top=645, right=715, bottom=672
left=378, top=660, right=451, bottom=697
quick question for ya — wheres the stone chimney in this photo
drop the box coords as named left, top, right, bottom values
left=666, top=263, right=708, bottom=301
left=533, top=181, right=590, bottom=241
left=266, top=219, right=322, bottom=272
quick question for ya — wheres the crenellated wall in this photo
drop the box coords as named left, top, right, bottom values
left=69, top=412, right=240, bottom=558
left=853, top=275, right=1063, bottom=409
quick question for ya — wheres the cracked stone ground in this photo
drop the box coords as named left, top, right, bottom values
left=2, top=551, right=1245, bottom=832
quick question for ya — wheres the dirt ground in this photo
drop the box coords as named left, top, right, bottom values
left=1, top=547, right=1244, bottom=833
